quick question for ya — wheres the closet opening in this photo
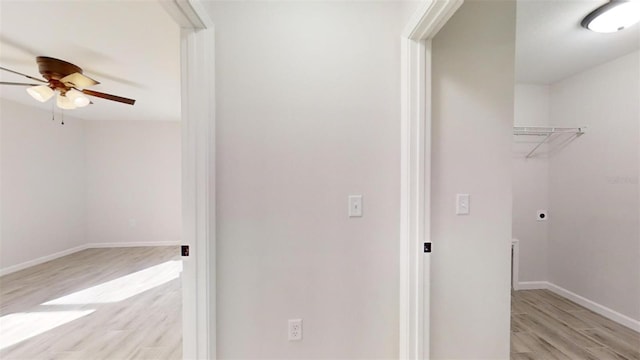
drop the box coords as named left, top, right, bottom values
left=510, top=1, right=640, bottom=358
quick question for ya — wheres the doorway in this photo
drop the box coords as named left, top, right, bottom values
left=160, top=1, right=215, bottom=359
left=0, top=1, right=191, bottom=358
left=511, top=1, right=640, bottom=358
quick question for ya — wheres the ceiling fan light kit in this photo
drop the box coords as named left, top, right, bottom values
left=26, top=85, right=54, bottom=102
left=56, top=93, right=76, bottom=110
left=1, top=56, right=136, bottom=112
left=582, top=0, right=640, bottom=33
left=66, top=88, right=90, bottom=108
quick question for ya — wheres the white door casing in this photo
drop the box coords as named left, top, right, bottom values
left=159, top=1, right=215, bottom=359
left=399, top=2, right=463, bottom=359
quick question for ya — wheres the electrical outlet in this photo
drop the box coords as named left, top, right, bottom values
left=288, top=319, right=302, bottom=341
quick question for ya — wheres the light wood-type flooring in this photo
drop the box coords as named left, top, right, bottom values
left=0, top=247, right=181, bottom=360
left=512, top=289, right=640, bottom=360
left=2, top=248, right=639, bottom=359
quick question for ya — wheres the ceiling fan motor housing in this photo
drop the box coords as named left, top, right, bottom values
left=36, top=56, right=82, bottom=81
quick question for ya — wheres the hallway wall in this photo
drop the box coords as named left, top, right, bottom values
left=431, top=1, right=516, bottom=358
left=205, top=2, right=406, bottom=358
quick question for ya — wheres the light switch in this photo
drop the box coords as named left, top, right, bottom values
left=348, top=195, right=363, bottom=217
left=456, top=194, right=470, bottom=215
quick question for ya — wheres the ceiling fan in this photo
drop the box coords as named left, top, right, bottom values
left=0, top=56, right=135, bottom=109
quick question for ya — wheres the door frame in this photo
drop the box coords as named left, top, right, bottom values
left=160, top=0, right=465, bottom=358
left=399, top=1, right=462, bottom=359
left=159, top=1, right=215, bottom=359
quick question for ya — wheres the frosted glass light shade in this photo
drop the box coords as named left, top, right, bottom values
left=26, top=85, right=54, bottom=102
left=56, top=94, right=76, bottom=110
left=582, top=1, right=640, bottom=33
left=66, top=89, right=90, bottom=107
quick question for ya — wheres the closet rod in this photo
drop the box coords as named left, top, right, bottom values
left=513, top=126, right=586, bottom=158
left=513, top=126, right=586, bottom=136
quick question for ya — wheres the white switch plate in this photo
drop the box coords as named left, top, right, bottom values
left=348, top=195, right=363, bottom=217
left=288, top=319, right=302, bottom=341
left=456, top=194, right=470, bottom=215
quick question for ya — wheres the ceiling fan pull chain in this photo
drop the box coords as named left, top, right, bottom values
left=51, top=101, right=55, bottom=121
left=61, top=110, right=64, bottom=125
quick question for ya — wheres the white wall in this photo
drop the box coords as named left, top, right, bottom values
left=548, top=51, right=640, bottom=321
left=85, top=120, right=181, bottom=246
left=512, top=84, right=550, bottom=282
left=1, top=99, right=181, bottom=272
left=205, top=2, right=404, bottom=358
left=1, top=99, right=86, bottom=269
left=430, top=1, right=515, bottom=359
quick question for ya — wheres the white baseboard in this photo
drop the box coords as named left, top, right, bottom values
left=516, top=280, right=640, bottom=333
left=0, top=244, right=89, bottom=277
left=0, top=241, right=180, bottom=276
left=518, top=281, right=549, bottom=290
left=87, top=241, right=180, bottom=248
left=511, top=239, right=519, bottom=290
left=546, top=283, right=640, bottom=333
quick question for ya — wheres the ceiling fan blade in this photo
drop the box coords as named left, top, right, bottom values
left=82, top=89, right=135, bottom=105
left=0, top=81, right=41, bottom=86
left=61, top=72, right=99, bottom=89
left=0, top=66, right=47, bottom=83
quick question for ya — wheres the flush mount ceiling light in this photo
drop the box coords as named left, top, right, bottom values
left=582, top=0, right=640, bottom=33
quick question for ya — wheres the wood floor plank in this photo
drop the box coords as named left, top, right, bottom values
left=511, top=352, right=540, bottom=360
left=586, top=346, right=633, bottom=360
left=534, top=301, right=596, bottom=330
left=512, top=295, right=530, bottom=315
left=0, top=246, right=181, bottom=360
left=512, top=332, right=533, bottom=353
left=512, top=290, right=640, bottom=360
left=540, top=290, right=587, bottom=312
left=49, top=351, right=89, bottom=360
left=517, top=304, right=606, bottom=350
left=512, top=314, right=531, bottom=333
left=575, top=309, right=640, bottom=346
left=582, top=328, right=640, bottom=360
left=511, top=331, right=572, bottom=360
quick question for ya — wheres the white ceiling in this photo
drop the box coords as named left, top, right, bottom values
left=4, top=1, right=637, bottom=112
left=0, top=1, right=180, bottom=122
left=516, top=0, right=640, bottom=84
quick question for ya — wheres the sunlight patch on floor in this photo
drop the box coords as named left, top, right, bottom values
left=0, top=310, right=95, bottom=350
left=1, top=259, right=182, bottom=350
left=44, top=260, right=182, bottom=305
